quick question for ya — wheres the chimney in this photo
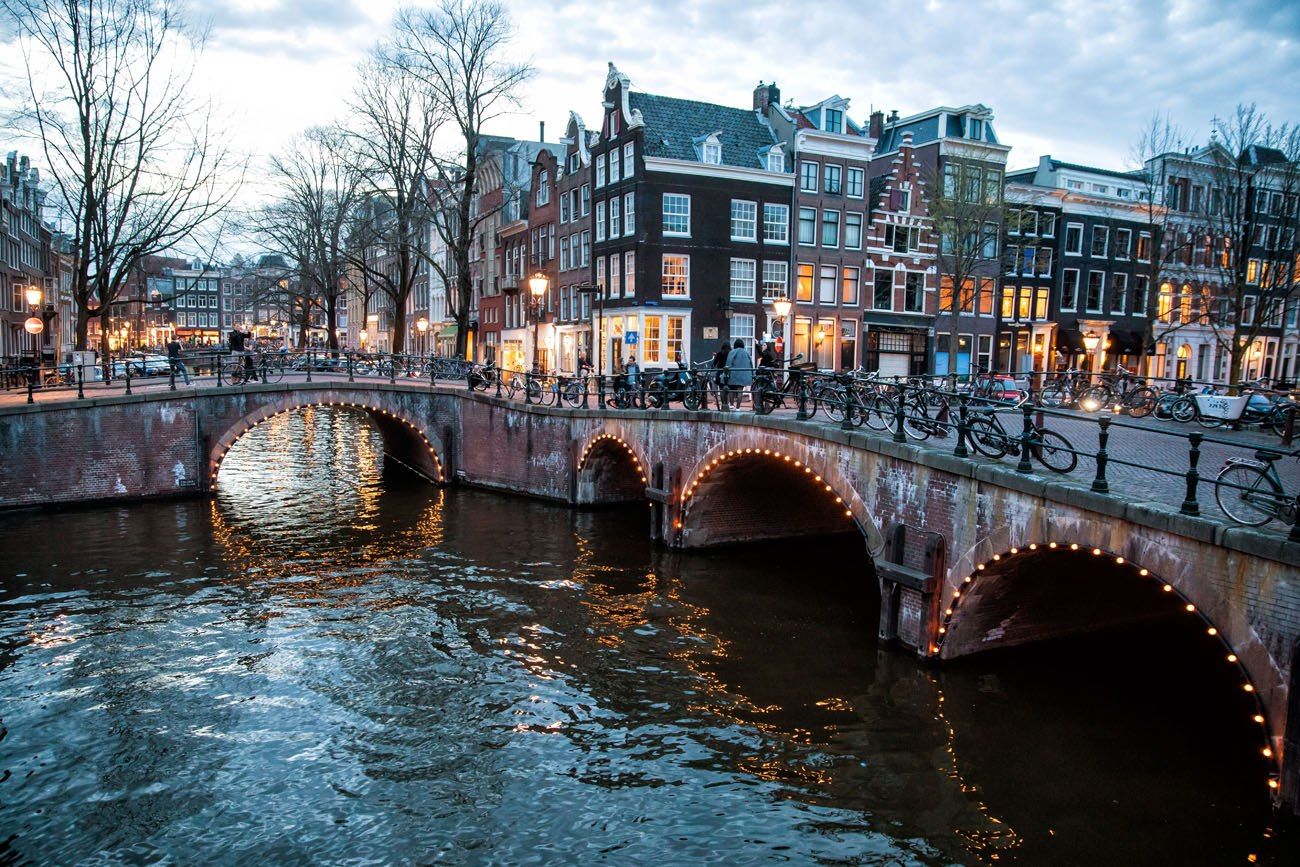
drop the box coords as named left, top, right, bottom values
left=539, top=121, right=545, bottom=142
left=887, top=109, right=899, bottom=124
left=753, top=81, right=780, bottom=112
left=869, top=110, right=884, bottom=139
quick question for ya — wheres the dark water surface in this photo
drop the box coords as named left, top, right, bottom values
left=0, top=407, right=1292, bottom=865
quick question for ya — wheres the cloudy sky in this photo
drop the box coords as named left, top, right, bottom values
left=10, top=0, right=1298, bottom=185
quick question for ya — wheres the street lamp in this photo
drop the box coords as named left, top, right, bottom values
left=1082, top=331, right=1100, bottom=353
left=575, top=281, right=602, bottom=377
left=528, top=271, right=549, bottom=373
left=416, top=316, right=429, bottom=357
left=770, top=295, right=792, bottom=362
left=22, top=285, right=44, bottom=396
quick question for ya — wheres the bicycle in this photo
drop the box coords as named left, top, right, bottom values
left=1214, top=450, right=1299, bottom=527
left=1039, top=369, right=1089, bottom=409
left=963, top=400, right=1078, bottom=472
left=1076, top=370, right=1158, bottom=417
left=224, top=351, right=284, bottom=385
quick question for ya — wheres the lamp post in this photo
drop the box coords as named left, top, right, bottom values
left=528, top=272, right=549, bottom=374
left=574, top=281, right=602, bottom=377
left=416, top=316, right=429, bottom=358
left=23, top=285, right=44, bottom=394
left=770, top=295, right=792, bottom=362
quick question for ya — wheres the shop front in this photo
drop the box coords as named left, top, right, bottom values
left=596, top=307, right=691, bottom=375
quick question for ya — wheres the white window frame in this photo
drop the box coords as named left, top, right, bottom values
left=595, top=200, right=606, bottom=242
left=1061, top=268, right=1080, bottom=311
left=595, top=155, right=606, bottom=188
left=608, top=149, right=620, bottom=184
left=663, top=193, right=691, bottom=237
left=662, top=254, right=690, bottom=298
left=624, top=251, right=635, bottom=297
left=622, top=142, right=634, bottom=178
left=797, top=207, right=816, bottom=247
left=624, top=192, right=635, bottom=236
left=799, top=161, right=818, bottom=193
left=761, top=261, right=787, bottom=300
left=1064, top=223, right=1084, bottom=256
left=846, top=167, right=865, bottom=199
left=763, top=203, right=789, bottom=244
left=730, top=199, right=758, bottom=242
left=729, top=258, right=757, bottom=302
left=845, top=212, right=863, bottom=250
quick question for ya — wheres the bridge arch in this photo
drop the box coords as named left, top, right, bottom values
left=675, top=436, right=884, bottom=551
left=936, top=539, right=1282, bottom=797
left=208, top=395, right=446, bottom=488
left=575, top=432, right=649, bottom=505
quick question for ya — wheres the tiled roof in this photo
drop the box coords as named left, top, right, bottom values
left=1047, top=158, right=1140, bottom=181
left=628, top=91, right=776, bottom=169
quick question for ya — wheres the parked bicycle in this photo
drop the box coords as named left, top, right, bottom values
left=224, top=351, right=285, bottom=384
left=963, top=400, right=1078, bottom=472
left=1214, top=449, right=1299, bottom=527
left=1075, top=369, right=1158, bottom=417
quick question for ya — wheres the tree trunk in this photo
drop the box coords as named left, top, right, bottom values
left=326, top=297, right=338, bottom=354
left=391, top=304, right=407, bottom=355
left=75, top=307, right=92, bottom=352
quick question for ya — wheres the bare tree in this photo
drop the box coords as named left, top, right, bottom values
left=341, top=56, right=440, bottom=354
left=3, top=0, right=241, bottom=356
left=254, top=127, right=361, bottom=352
left=923, top=158, right=1005, bottom=374
left=388, top=0, right=532, bottom=359
left=1195, top=105, right=1300, bottom=384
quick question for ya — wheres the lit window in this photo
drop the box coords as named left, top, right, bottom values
left=662, top=254, right=690, bottom=297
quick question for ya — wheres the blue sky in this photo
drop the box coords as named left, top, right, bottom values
left=186, top=0, right=1300, bottom=175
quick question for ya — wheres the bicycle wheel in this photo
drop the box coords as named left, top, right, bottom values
left=525, top=377, right=542, bottom=404
left=864, top=394, right=894, bottom=431
left=1214, top=463, right=1283, bottom=526
left=261, top=360, right=284, bottom=383
left=223, top=361, right=245, bottom=384
left=822, top=386, right=847, bottom=423
left=965, top=417, right=1008, bottom=458
left=1076, top=385, right=1108, bottom=412
left=645, top=380, right=667, bottom=409
left=1170, top=396, right=1197, bottom=424
left=1032, top=429, right=1077, bottom=473
left=683, top=385, right=703, bottom=411
left=1123, top=386, right=1158, bottom=418
left=752, top=383, right=777, bottom=415
left=1268, top=407, right=1296, bottom=438
left=1197, top=409, right=1226, bottom=429
left=1039, top=383, right=1069, bottom=408
left=901, top=399, right=932, bottom=441
left=562, top=379, right=584, bottom=407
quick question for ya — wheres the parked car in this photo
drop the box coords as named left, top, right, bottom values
left=110, top=353, right=170, bottom=378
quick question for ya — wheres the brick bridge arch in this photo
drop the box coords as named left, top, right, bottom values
left=208, top=391, right=446, bottom=488
left=574, top=431, right=650, bottom=505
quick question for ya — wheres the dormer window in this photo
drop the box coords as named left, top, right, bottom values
left=702, top=139, right=722, bottom=165
left=766, top=148, right=784, bottom=173
left=968, top=118, right=983, bottom=140
left=824, top=108, right=843, bottom=134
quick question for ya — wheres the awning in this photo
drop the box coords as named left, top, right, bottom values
left=862, top=313, right=931, bottom=331
left=1057, top=329, right=1085, bottom=353
left=436, top=324, right=458, bottom=339
left=1107, top=329, right=1144, bottom=355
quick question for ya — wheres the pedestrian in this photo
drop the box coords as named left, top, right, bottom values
left=758, top=341, right=779, bottom=369
left=166, top=336, right=190, bottom=385
left=624, top=354, right=641, bottom=388
left=725, top=338, right=753, bottom=408
left=228, top=327, right=258, bottom=382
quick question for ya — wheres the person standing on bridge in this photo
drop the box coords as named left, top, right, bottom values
left=166, top=337, right=191, bottom=385
left=725, top=339, right=753, bottom=409
left=228, top=328, right=258, bottom=383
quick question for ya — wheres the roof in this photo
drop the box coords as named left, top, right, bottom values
left=1045, top=157, right=1141, bottom=182
left=628, top=91, right=776, bottom=169
left=1240, top=145, right=1289, bottom=167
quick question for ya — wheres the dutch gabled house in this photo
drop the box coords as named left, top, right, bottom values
left=554, top=112, right=596, bottom=373
left=872, top=105, right=1010, bottom=374
left=763, top=86, right=874, bottom=370
left=589, top=64, right=793, bottom=372
left=1005, top=156, right=1157, bottom=377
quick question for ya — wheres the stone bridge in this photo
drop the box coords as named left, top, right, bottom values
left=2, top=380, right=1299, bottom=807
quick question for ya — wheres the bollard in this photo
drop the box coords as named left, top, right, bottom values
left=169, top=362, right=177, bottom=391
left=796, top=375, right=810, bottom=421
left=892, top=385, right=907, bottom=443
left=1092, top=416, right=1111, bottom=493
left=217, top=358, right=225, bottom=386
left=389, top=354, right=397, bottom=384
left=1283, top=405, right=1296, bottom=447
left=1180, top=432, right=1202, bottom=516
left=305, top=350, right=313, bottom=382
left=123, top=364, right=132, bottom=396
left=1017, top=403, right=1034, bottom=473
left=26, top=365, right=34, bottom=404
left=840, top=389, right=854, bottom=432
left=495, top=368, right=503, bottom=399
left=581, top=374, right=590, bottom=409
left=76, top=363, right=84, bottom=400
left=953, top=393, right=970, bottom=458
left=348, top=354, right=355, bottom=383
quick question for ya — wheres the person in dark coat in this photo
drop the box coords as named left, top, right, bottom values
left=166, top=337, right=190, bottom=385
left=758, top=342, right=779, bottom=369
left=725, top=339, right=753, bottom=408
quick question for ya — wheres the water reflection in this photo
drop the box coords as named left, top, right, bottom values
left=0, top=406, right=1292, bottom=865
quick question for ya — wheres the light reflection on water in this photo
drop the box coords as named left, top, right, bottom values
left=0, top=406, right=1291, bottom=865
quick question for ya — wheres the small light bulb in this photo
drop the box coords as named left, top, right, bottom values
left=1115, top=557, right=1125, bottom=564
left=1163, top=584, right=1173, bottom=592
left=1139, top=568, right=1149, bottom=577
left=1185, top=604, right=1195, bottom=613
left=1048, top=542, right=1057, bottom=549
left=1028, top=543, right=1038, bottom=550
left=1070, top=543, right=1079, bottom=550
left=1228, top=654, right=1238, bottom=663
left=1244, top=684, right=1254, bottom=692
left=1254, top=715, right=1265, bottom=724
left=1207, top=627, right=1217, bottom=636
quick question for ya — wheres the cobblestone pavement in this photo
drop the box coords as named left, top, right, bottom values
left=4, top=372, right=1298, bottom=535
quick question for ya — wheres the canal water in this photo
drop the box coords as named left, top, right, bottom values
left=0, top=406, right=1293, bottom=865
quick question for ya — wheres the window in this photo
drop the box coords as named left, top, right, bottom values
left=984, top=169, right=1001, bottom=203
left=667, top=316, right=684, bottom=361
left=821, top=210, right=840, bottom=248
left=730, top=258, right=756, bottom=301
left=873, top=271, right=893, bottom=310
left=1004, top=244, right=1019, bottom=275
left=847, top=167, right=864, bottom=198
left=596, top=257, right=606, bottom=294
left=761, top=261, right=787, bottom=300
left=1116, top=228, right=1132, bottom=260
left=595, top=155, right=606, bottom=187
left=1061, top=269, right=1080, bottom=310
left=559, top=193, right=569, bottom=224
left=763, top=203, right=789, bottom=244
left=904, top=274, right=924, bottom=313
left=845, top=212, right=863, bottom=250
left=1001, top=284, right=1016, bottom=319
left=885, top=224, right=919, bottom=253
left=968, top=117, right=983, bottom=140
left=610, top=254, right=620, bottom=296
left=1020, top=246, right=1036, bottom=276
left=978, top=278, right=994, bottom=315
left=1065, top=223, right=1083, bottom=255
left=798, top=207, right=817, bottom=246
left=841, top=266, right=859, bottom=305
left=643, top=315, right=661, bottom=364
left=609, top=197, right=621, bottom=238
left=559, top=239, right=570, bottom=271
left=730, top=313, right=755, bottom=354
left=702, top=140, right=722, bottom=164
left=819, top=265, right=836, bottom=303
left=766, top=148, right=784, bottom=173
left=580, top=231, right=590, bottom=265
left=624, top=251, right=635, bottom=297
left=897, top=187, right=911, bottom=212
left=1008, top=208, right=1021, bottom=235
left=581, top=184, right=590, bottom=216
left=1035, top=248, right=1053, bottom=277
left=731, top=200, right=757, bottom=241
left=943, top=163, right=957, bottom=197
left=1041, top=213, right=1056, bottom=237
left=1086, top=271, right=1105, bottom=312
left=662, top=254, right=690, bottom=297
left=663, top=194, right=690, bottom=236
left=1091, top=226, right=1108, bottom=257
left=796, top=263, right=814, bottom=301
left=622, top=142, right=634, bottom=178
left=595, top=200, right=606, bottom=242
left=608, top=149, right=620, bottom=184
left=1110, top=273, right=1128, bottom=314
left=981, top=222, right=998, bottom=258
left=800, top=161, right=819, bottom=193
left=1133, top=275, right=1149, bottom=316
left=536, top=171, right=550, bottom=206
left=624, top=193, right=635, bottom=235
left=1136, top=232, right=1151, bottom=262
left=823, top=164, right=842, bottom=195
left=963, top=165, right=981, bottom=203
left=824, top=107, right=843, bottom=133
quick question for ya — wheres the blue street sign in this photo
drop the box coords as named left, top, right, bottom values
left=625, top=331, right=638, bottom=345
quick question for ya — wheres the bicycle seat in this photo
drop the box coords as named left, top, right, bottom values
left=1255, top=450, right=1281, bottom=463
